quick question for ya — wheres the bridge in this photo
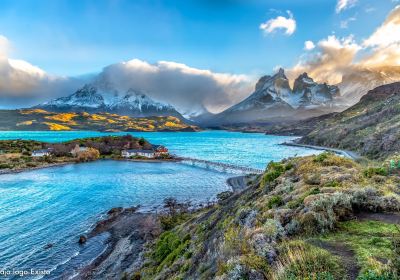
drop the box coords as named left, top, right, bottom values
left=177, top=157, right=264, bottom=174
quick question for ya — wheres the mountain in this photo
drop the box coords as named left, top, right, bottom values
left=35, top=83, right=185, bottom=119
left=209, top=69, right=340, bottom=125
left=0, top=109, right=198, bottom=132
left=300, top=82, right=400, bottom=159
left=338, top=66, right=400, bottom=107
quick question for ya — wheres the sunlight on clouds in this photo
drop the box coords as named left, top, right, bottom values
left=260, top=11, right=296, bottom=36
left=288, top=5, right=400, bottom=84
left=288, top=35, right=361, bottom=84
left=364, top=5, right=400, bottom=47
left=97, top=59, right=252, bottom=114
left=336, top=0, right=357, bottom=13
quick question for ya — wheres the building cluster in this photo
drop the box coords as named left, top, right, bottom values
left=31, top=144, right=169, bottom=159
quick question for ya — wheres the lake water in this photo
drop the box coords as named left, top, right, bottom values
left=0, top=130, right=321, bottom=279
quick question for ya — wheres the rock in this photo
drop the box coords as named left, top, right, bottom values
left=44, top=243, right=53, bottom=250
left=107, top=207, right=123, bottom=216
left=78, top=235, right=87, bottom=244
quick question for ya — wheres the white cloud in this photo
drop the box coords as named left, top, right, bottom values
left=259, top=11, right=296, bottom=36
left=340, top=16, right=356, bottom=29
left=364, top=5, right=400, bottom=47
left=288, top=35, right=361, bottom=84
left=0, top=34, right=84, bottom=108
left=304, top=41, right=315, bottom=50
left=336, top=0, right=358, bottom=13
left=288, top=6, right=400, bottom=85
left=0, top=34, right=253, bottom=112
left=95, top=59, right=253, bottom=114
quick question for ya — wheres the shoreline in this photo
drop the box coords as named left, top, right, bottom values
left=76, top=173, right=255, bottom=279
left=280, top=142, right=361, bottom=160
left=0, top=157, right=181, bottom=176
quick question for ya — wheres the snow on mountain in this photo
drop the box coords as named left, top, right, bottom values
left=37, top=83, right=183, bottom=119
left=337, top=66, right=400, bottom=107
left=209, top=69, right=340, bottom=125
left=293, top=73, right=340, bottom=109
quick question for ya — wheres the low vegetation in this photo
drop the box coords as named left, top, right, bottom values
left=131, top=152, right=400, bottom=280
left=0, top=135, right=155, bottom=172
left=0, top=109, right=199, bottom=132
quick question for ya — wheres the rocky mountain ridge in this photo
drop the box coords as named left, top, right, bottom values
left=36, top=83, right=185, bottom=119
left=300, top=82, right=400, bottom=159
left=209, top=69, right=341, bottom=125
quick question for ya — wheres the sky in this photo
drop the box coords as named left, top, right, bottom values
left=0, top=0, right=399, bottom=112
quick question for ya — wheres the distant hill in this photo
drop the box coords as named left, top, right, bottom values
left=207, top=69, right=341, bottom=126
left=300, top=82, right=400, bottom=159
left=0, top=109, right=198, bottom=132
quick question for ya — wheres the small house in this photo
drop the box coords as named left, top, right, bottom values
left=122, top=149, right=156, bottom=158
left=152, top=145, right=169, bottom=157
left=70, top=144, right=88, bottom=157
left=32, top=149, right=52, bottom=157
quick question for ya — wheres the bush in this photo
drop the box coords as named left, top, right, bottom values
left=363, top=167, right=388, bottom=178
left=268, top=195, right=283, bottom=209
left=270, top=241, right=343, bottom=280
left=261, top=162, right=289, bottom=187
left=152, top=232, right=190, bottom=269
left=357, top=270, right=397, bottom=280
left=217, top=191, right=233, bottom=202
left=314, top=152, right=330, bottom=163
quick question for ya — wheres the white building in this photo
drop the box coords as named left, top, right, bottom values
left=32, top=149, right=52, bottom=157
left=121, top=149, right=156, bottom=158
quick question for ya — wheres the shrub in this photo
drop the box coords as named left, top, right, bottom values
left=357, top=270, right=397, bottom=280
left=363, top=167, right=388, bottom=178
left=270, top=240, right=343, bottom=280
left=153, top=231, right=190, bottom=267
left=268, top=195, right=283, bottom=209
left=217, top=191, right=233, bottom=202
left=314, top=152, right=330, bottom=163
left=261, top=162, right=288, bottom=187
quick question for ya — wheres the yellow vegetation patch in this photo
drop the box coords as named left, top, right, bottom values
left=45, top=113, right=77, bottom=124
left=16, top=120, right=34, bottom=126
left=43, top=122, right=71, bottom=131
left=89, top=114, right=107, bottom=121
left=20, top=109, right=50, bottom=115
left=164, top=121, right=181, bottom=127
left=107, top=119, right=117, bottom=124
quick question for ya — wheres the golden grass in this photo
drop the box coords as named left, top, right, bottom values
left=45, top=113, right=77, bottom=124
left=16, top=120, right=34, bottom=126
left=43, top=122, right=71, bottom=131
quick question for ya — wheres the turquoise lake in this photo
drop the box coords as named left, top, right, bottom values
left=0, top=130, right=321, bottom=279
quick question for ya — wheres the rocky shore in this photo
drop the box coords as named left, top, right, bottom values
left=75, top=174, right=252, bottom=279
left=75, top=207, right=160, bottom=280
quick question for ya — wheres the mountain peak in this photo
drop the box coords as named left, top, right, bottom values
left=35, top=84, right=184, bottom=119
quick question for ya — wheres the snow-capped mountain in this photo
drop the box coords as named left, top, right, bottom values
left=36, top=84, right=184, bottom=119
left=293, top=73, right=340, bottom=108
left=209, top=69, right=340, bottom=125
left=337, top=66, right=400, bottom=107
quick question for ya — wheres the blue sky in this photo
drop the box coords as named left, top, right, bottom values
left=0, top=0, right=397, bottom=76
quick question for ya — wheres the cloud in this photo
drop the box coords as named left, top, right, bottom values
left=363, top=5, right=400, bottom=47
left=287, top=5, right=400, bottom=84
left=259, top=11, right=296, bottom=36
left=0, top=35, right=84, bottom=108
left=336, top=0, right=357, bottom=13
left=288, top=35, right=361, bottom=84
left=304, top=41, right=315, bottom=50
left=95, top=59, right=253, bottom=114
left=340, top=16, right=356, bottom=29
left=0, top=35, right=253, bottom=113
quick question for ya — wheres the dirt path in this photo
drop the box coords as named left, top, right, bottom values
left=309, top=239, right=360, bottom=280
left=355, top=212, right=400, bottom=224
left=281, top=142, right=361, bottom=160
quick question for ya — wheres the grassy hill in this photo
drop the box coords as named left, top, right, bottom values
left=0, top=109, right=198, bottom=132
left=299, top=82, right=400, bottom=160
left=132, top=153, right=400, bottom=280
